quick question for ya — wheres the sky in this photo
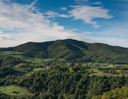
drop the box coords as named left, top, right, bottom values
left=0, top=0, right=128, bottom=48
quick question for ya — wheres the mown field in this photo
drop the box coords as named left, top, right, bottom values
left=5, top=85, right=26, bottom=95
left=0, top=85, right=32, bottom=96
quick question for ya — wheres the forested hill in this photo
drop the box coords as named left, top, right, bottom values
left=1, top=39, right=128, bottom=63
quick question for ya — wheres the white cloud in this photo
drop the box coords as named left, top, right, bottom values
left=0, top=31, right=3, bottom=34
left=25, top=0, right=38, bottom=10
left=46, top=11, right=58, bottom=17
left=0, top=0, right=73, bottom=47
left=83, top=31, right=92, bottom=34
left=69, top=5, right=113, bottom=28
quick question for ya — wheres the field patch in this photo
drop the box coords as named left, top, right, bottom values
left=4, top=85, right=32, bottom=96
left=0, top=51, right=22, bottom=55
left=43, top=58, right=56, bottom=62
left=25, top=68, right=45, bottom=75
left=26, top=58, right=42, bottom=63
left=93, top=62, right=107, bottom=65
left=13, top=63, right=25, bottom=72
left=107, top=64, right=114, bottom=68
left=33, top=68, right=44, bottom=71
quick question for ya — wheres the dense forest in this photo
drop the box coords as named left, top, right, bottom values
left=1, top=65, right=128, bottom=99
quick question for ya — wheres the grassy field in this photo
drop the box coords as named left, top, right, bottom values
left=43, top=58, right=56, bottom=62
left=25, top=58, right=42, bottom=63
left=107, top=64, right=114, bottom=68
left=0, top=86, right=5, bottom=93
left=93, top=62, right=107, bottom=65
left=25, top=68, right=45, bottom=76
left=86, top=69, right=99, bottom=73
left=13, top=63, right=25, bottom=72
left=0, top=51, right=22, bottom=55
left=4, top=85, right=32, bottom=96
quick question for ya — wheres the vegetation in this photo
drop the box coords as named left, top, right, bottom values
left=1, top=39, right=128, bottom=63
left=1, top=39, right=128, bottom=99
left=4, top=85, right=27, bottom=96
left=92, top=85, right=128, bottom=99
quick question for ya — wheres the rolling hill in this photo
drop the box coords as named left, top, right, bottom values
left=0, top=39, right=128, bottom=63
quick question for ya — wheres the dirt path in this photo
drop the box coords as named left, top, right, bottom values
left=13, top=63, right=25, bottom=71
left=14, top=63, right=25, bottom=67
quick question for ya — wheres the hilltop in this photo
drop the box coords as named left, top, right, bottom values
left=0, top=39, right=128, bottom=63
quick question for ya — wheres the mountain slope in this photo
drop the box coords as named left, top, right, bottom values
left=0, top=39, right=128, bottom=63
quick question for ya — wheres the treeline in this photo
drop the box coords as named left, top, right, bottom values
left=97, top=67, right=118, bottom=74
left=97, top=67, right=128, bottom=74
left=0, top=67, right=19, bottom=77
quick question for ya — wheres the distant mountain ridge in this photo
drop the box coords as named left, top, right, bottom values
left=0, top=39, right=128, bottom=63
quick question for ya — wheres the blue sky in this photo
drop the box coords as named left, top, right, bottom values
left=0, top=0, right=128, bottom=47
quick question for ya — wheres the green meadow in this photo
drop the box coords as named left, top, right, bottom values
left=4, top=85, right=31, bottom=96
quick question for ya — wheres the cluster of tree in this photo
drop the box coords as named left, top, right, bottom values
left=86, top=75, right=128, bottom=99
left=97, top=67, right=118, bottom=74
left=0, top=55, right=25, bottom=67
left=11, top=66, right=88, bottom=99
left=0, top=75, right=17, bottom=86
left=92, top=85, right=128, bottom=99
left=114, top=67, right=128, bottom=74
left=0, top=55, right=43, bottom=78
left=0, top=67, right=19, bottom=78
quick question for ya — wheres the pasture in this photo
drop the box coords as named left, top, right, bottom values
left=2, top=85, right=32, bottom=96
